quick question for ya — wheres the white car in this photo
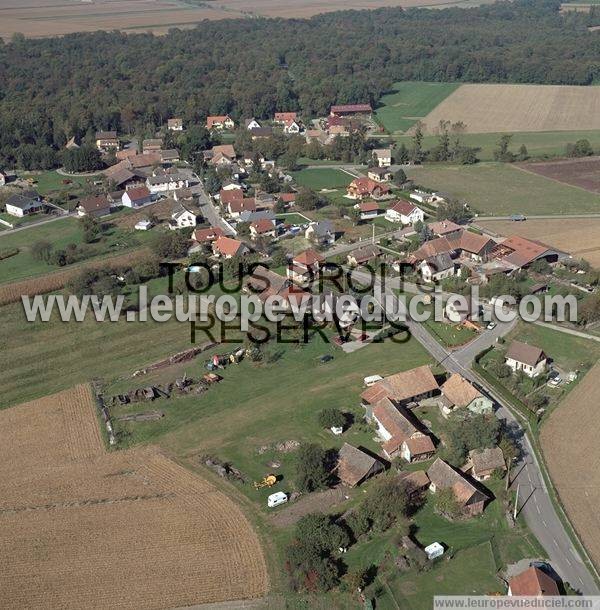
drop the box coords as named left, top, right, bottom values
left=486, top=321, right=497, bottom=330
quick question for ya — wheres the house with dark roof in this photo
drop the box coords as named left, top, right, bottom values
left=95, top=131, right=119, bottom=152
left=367, top=167, right=393, bottom=183
left=398, top=470, right=430, bottom=498
left=418, top=253, right=456, bottom=283
left=5, top=192, right=44, bottom=217
left=305, top=220, right=335, bottom=246
left=505, top=340, right=547, bottom=378
left=469, top=447, right=506, bottom=481
left=347, top=244, right=381, bottom=267
left=330, top=103, right=373, bottom=117
left=336, top=443, right=385, bottom=487
left=77, top=194, right=112, bottom=218
left=508, top=566, right=560, bottom=596
left=169, top=204, right=197, bottom=230
left=427, top=458, right=490, bottom=517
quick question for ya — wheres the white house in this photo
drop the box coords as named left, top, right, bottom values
left=356, top=201, right=380, bottom=221
left=505, top=341, right=547, bottom=378
left=146, top=173, right=189, bottom=194
left=122, top=186, right=152, bottom=208
left=245, top=118, right=262, bottom=130
left=385, top=200, right=424, bottom=225
left=206, top=115, right=235, bottom=130
left=373, top=148, right=392, bottom=167
left=305, top=220, right=335, bottom=246
left=419, top=254, right=456, bottom=283
left=283, top=120, right=301, bottom=134
left=169, top=204, right=197, bottom=230
left=5, top=192, right=43, bottom=217
left=135, top=219, right=153, bottom=231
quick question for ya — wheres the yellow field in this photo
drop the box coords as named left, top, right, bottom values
left=0, top=385, right=268, bottom=609
left=0, top=0, right=494, bottom=39
left=419, top=84, right=600, bottom=134
left=477, top=218, right=600, bottom=268
left=541, top=363, right=600, bottom=570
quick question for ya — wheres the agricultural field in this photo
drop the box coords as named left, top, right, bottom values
left=0, top=216, right=154, bottom=284
left=418, top=84, right=600, bottom=134
left=0, top=384, right=268, bottom=608
left=404, top=162, right=600, bottom=216
left=0, top=0, right=493, bottom=39
left=540, top=362, right=600, bottom=571
left=396, top=130, right=600, bottom=162
left=375, top=81, right=460, bottom=134
left=477, top=218, right=600, bottom=268
left=516, top=156, right=600, bottom=194
left=291, top=167, right=355, bottom=190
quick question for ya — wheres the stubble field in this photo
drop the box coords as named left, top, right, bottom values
left=418, top=84, right=600, bottom=134
left=540, top=363, right=600, bottom=571
left=477, top=218, right=600, bottom=267
left=0, top=384, right=268, bottom=608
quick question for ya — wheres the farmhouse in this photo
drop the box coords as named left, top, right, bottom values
left=160, top=149, right=180, bottom=164
left=385, top=200, right=424, bottom=225
left=505, top=340, right=547, bottom=378
left=146, top=173, right=189, bottom=194
left=206, top=115, right=235, bottom=130
left=305, top=220, right=335, bottom=246
left=368, top=398, right=435, bottom=462
left=347, top=244, right=381, bottom=267
left=330, top=103, right=373, bottom=117
left=122, top=186, right=152, bottom=208
left=77, top=194, right=112, bottom=217
left=95, top=130, right=119, bottom=152
left=427, top=458, right=490, bottom=517
left=413, top=230, right=495, bottom=263
left=5, top=191, right=44, bottom=217
left=367, top=167, right=393, bottom=183
left=249, top=218, right=276, bottom=239
left=469, top=447, right=506, bottom=481
left=243, top=265, right=310, bottom=310
left=398, top=470, right=430, bottom=499
left=418, top=253, right=456, bottom=283
left=346, top=177, right=390, bottom=200
left=440, top=374, right=493, bottom=417
left=356, top=200, right=380, bottom=221
left=103, top=162, right=140, bottom=189
left=361, top=365, right=439, bottom=407
left=508, top=567, right=560, bottom=596
left=205, top=144, right=237, bottom=165
left=168, top=118, right=183, bottom=131
left=336, top=443, right=385, bottom=487
left=287, top=249, right=325, bottom=284
left=213, top=236, right=249, bottom=259
left=372, top=148, right=392, bottom=167
left=489, top=235, right=562, bottom=270
left=142, top=138, right=163, bottom=153
left=169, top=204, right=197, bottom=230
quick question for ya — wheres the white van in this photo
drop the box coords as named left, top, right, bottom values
left=267, top=492, right=288, bottom=508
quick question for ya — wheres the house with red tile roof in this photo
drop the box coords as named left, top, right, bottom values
left=122, top=186, right=152, bottom=208
left=361, top=365, right=439, bottom=407
left=356, top=200, right=380, bottom=221
left=228, top=197, right=256, bottom=218
left=274, top=112, right=297, bottom=123
left=191, top=226, right=225, bottom=245
left=212, top=236, right=249, bottom=259
left=206, top=115, right=235, bottom=130
left=385, top=200, right=424, bottom=225
left=508, top=567, right=559, bottom=596
left=346, top=177, right=390, bottom=200
left=287, top=249, right=325, bottom=284
left=250, top=218, right=276, bottom=239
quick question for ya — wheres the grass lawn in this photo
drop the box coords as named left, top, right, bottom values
left=291, top=168, right=354, bottom=191
left=396, top=129, right=600, bottom=162
left=404, top=162, right=600, bottom=216
left=375, top=81, right=460, bottom=134
left=424, top=320, right=478, bottom=348
left=17, top=170, right=98, bottom=197
left=0, top=216, right=154, bottom=284
left=276, top=212, right=312, bottom=225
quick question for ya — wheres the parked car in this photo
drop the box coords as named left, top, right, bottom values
left=510, top=214, right=527, bottom=221
left=486, top=321, right=497, bottom=330
left=319, top=354, right=334, bottom=364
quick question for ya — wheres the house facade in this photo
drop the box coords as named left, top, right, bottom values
left=122, top=186, right=152, bottom=208
left=505, top=340, right=547, bottom=378
left=206, top=115, right=235, bottom=130
left=169, top=205, right=197, bottom=230
left=95, top=131, right=119, bottom=152
left=385, top=200, right=424, bottom=225
left=5, top=192, right=44, bottom=217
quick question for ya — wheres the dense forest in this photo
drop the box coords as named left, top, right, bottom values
left=1, top=0, right=599, bottom=168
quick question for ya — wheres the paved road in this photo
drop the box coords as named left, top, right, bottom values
left=475, top=214, right=600, bottom=221
left=184, top=171, right=235, bottom=236
left=350, top=269, right=599, bottom=594
left=532, top=320, right=600, bottom=343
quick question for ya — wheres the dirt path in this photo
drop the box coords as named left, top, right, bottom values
left=270, top=487, right=350, bottom=528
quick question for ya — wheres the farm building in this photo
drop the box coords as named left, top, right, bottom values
left=469, top=447, right=506, bottom=481
left=330, top=103, right=373, bottom=117
left=356, top=200, right=380, bottom=221
left=368, top=397, right=435, bottom=462
left=439, top=374, right=493, bottom=417
left=427, top=458, right=490, bottom=517
left=428, top=220, right=463, bottom=237
left=489, top=235, right=563, bottom=270
left=360, top=365, right=439, bottom=407
left=95, top=130, right=119, bottom=152
left=508, top=567, right=559, bottom=596
left=398, top=470, right=430, bottom=499
left=336, top=443, right=385, bottom=487
left=505, top=340, right=547, bottom=378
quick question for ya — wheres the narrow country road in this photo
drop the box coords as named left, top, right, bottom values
left=349, top=269, right=600, bottom=595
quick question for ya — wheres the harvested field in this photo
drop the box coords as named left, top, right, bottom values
left=517, top=156, right=600, bottom=193
left=477, top=218, right=600, bottom=268
left=419, top=84, right=600, bottom=134
left=0, top=0, right=496, bottom=39
left=0, top=385, right=268, bottom=608
left=541, top=363, right=600, bottom=571
left=0, top=248, right=150, bottom=306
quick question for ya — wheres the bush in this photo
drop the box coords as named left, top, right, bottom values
left=318, top=407, right=345, bottom=429
left=295, top=443, right=332, bottom=493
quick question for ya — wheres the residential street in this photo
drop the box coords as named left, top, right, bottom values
left=350, top=269, right=600, bottom=595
